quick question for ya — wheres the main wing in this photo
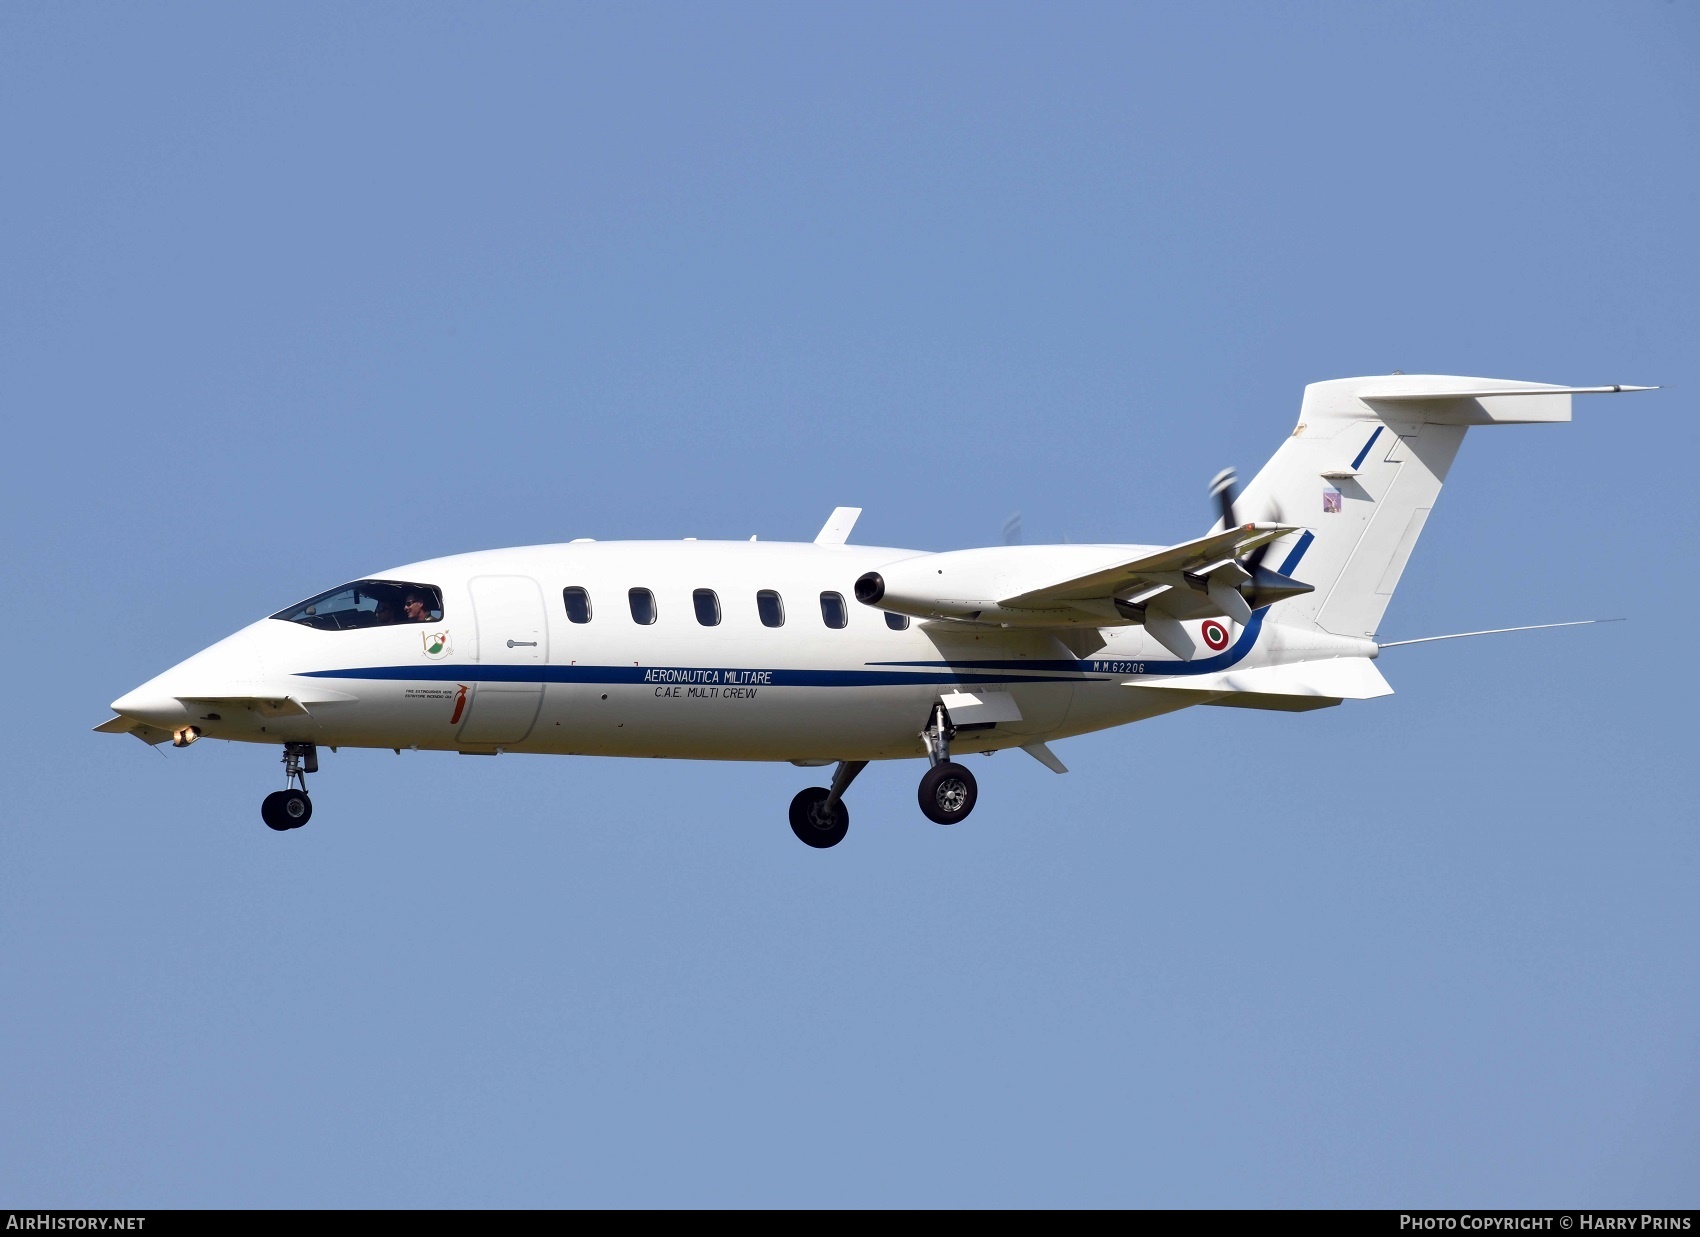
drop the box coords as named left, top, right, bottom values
left=862, top=523, right=1312, bottom=659
left=998, top=524, right=1297, bottom=608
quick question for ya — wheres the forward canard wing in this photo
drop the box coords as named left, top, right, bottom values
left=93, top=685, right=360, bottom=744
left=93, top=715, right=178, bottom=745
left=172, top=696, right=310, bottom=717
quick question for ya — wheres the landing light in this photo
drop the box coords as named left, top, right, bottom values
left=172, top=726, right=201, bottom=748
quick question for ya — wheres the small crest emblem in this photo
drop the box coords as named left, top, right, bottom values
left=1201, top=619, right=1231, bottom=651
left=1322, top=489, right=1343, bottom=514
left=423, top=630, right=452, bottom=659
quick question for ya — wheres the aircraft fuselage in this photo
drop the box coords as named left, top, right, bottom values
left=113, top=539, right=1261, bottom=763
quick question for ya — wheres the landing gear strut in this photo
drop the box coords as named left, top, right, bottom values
left=261, top=742, right=316, bottom=832
left=918, top=703, right=977, bottom=826
left=789, top=759, right=866, bottom=849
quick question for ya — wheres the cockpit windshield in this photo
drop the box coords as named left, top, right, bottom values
left=271, top=580, right=444, bottom=631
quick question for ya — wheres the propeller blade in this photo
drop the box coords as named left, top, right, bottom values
left=1208, top=468, right=1238, bottom=532
left=1208, top=469, right=1297, bottom=605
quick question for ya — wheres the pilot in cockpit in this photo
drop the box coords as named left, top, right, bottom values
left=403, top=590, right=436, bottom=622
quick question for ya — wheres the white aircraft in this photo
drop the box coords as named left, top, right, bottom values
left=100, top=374, right=1648, bottom=847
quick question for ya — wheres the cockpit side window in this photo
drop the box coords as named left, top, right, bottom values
left=271, top=580, right=444, bottom=631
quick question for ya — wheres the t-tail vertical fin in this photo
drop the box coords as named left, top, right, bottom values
left=1226, top=376, right=1652, bottom=639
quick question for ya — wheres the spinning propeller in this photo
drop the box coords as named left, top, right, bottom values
left=1203, top=468, right=1314, bottom=617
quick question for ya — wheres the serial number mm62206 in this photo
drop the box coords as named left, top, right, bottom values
left=1090, top=660, right=1146, bottom=675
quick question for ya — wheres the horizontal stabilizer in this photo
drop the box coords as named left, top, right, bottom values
left=1359, top=384, right=1655, bottom=402
left=1129, top=657, right=1393, bottom=705
left=1348, top=377, right=1654, bottom=426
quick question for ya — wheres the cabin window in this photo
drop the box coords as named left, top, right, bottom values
left=757, top=590, right=785, bottom=628
left=819, top=591, right=848, bottom=629
left=271, top=580, right=443, bottom=631
left=885, top=612, right=910, bottom=631
left=562, top=587, right=592, bottom=623
left=629, top=588, right=657, bottom=625
left=693, top=588, right=721, bottom=626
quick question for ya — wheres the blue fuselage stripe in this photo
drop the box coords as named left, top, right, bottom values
left=299, top=664, right=1091, bottom=687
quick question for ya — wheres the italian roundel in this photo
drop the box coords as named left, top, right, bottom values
left=1201, top=620, right=1231, bottom=651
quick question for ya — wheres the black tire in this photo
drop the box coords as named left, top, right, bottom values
left=789, top=786, right=849, bottom=849
left=261, top=791, right=291, bottom=831
left=261, top=789, right=312, bottom=831
left=918, top=761, right=977, bottom=825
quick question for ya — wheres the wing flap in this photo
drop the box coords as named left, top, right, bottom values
left=939, top=689, right=1023, bottom=725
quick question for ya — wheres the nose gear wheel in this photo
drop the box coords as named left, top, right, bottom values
left=262, top=743, right=317, bottom=831
left=261, top=789, right=312, bottom=831
left=789, top=786, right=850, bottom=848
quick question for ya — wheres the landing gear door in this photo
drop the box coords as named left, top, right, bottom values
left=459, top=575, right=548, bottom=746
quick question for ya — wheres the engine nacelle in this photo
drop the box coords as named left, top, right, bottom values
left=852, top=545, right=1143, bottom=627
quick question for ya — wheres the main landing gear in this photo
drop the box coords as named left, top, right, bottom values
left=261, top=742, right=316, bottom=832
left=918, top=702, right=977, bottom=826
left=790, top=760, right=866, bottom=849
left=788, top=705, right=982, bottom=848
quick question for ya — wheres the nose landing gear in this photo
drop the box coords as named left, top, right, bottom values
left=918, top=703, right=977, bottom=826
left=261, top=743, right=316, bottom=832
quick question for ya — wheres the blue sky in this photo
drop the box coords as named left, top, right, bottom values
left=2, top=0, right=1696, bottom=1206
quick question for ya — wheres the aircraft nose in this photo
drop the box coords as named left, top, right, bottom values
left=110, top=682, right=192, bottom=727
left=109, top=629, right=268, bottom=726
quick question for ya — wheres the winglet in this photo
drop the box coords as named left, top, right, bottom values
left=814, top=507, right=862, bottom=545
